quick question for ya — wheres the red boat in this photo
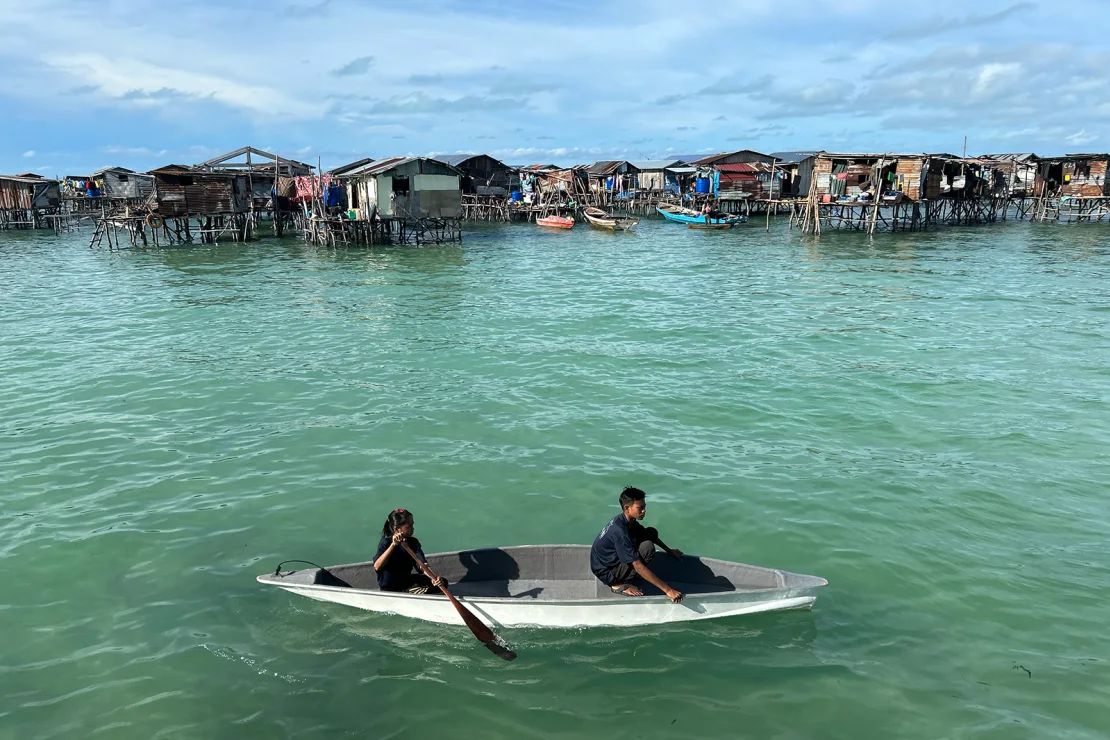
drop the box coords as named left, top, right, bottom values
left=536, top=215, right=574, bottom=229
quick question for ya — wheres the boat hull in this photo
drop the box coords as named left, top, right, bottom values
left=261, top=581, right=819, bottom=628
left=582, top=209, right=638, bottom=231
left=257, top=545, right=826, bottom=629
left=657, top=206, right=746, bottom=226
left=536, top=216, right=574, bottom=229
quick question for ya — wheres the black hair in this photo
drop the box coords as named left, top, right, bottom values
left=619, top=487, right=646, bottom=509
left=381, top=507, right=414, bottom=537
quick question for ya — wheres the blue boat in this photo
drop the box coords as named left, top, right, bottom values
left=656, top=204, right=747, bottom=226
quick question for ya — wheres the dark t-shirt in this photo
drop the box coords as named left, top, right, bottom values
left=373, top=535, right=426, bottom=591
left=590, top=514, right=640, bottom=584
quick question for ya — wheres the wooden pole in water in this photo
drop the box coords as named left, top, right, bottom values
left=274, top=156, right=283, bottom=238
left=246, top=149, right=254, bottom=238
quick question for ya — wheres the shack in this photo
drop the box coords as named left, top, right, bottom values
left=149, top=164, right=236, bottom=217
left=1031, top=154, right=1110, bottom=197
left=715, top=162, right=781, bottom=200
left=0, top=174, right=59, bottom=227
left=801, top=153, right=928, bottom=202
left=60, top=167, right=153, bottom=203
left=691, top=149, right=776, bottom=167
left=770, top=151, right=821, bottom=197
left=585, top=160, right=640, bottom=196
left=630, top=159, right=688, bottom=192
left=517, top=165, right=587, bottom=204
left=979, top=153, right=1038, bottom=196
left=95, top=167, right=154, bottom=201
left=196, top=146, right=314, bottom=211
left=437, top=154, right=516, bottom=196
left=337, top=157, right=462, bottom=219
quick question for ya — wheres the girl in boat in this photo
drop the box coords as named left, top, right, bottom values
left=373, top=508, right=447, bottom=594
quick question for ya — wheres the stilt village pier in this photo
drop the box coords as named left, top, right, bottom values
left=3, top=145, right=1109, bottom=247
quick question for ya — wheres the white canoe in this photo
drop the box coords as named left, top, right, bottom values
left=257, top=545, right=827, bottom=629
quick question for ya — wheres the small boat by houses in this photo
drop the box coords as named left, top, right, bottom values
left=536, top=214, right=574, bottom=229
left=257, top=544, right=827, bottom=629
left=657, top=204, right=746, bottom=226
left=581, top=207, right=638, bottom=231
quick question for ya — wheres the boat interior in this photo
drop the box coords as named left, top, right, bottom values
left=269, top=545, right=824, bottom=601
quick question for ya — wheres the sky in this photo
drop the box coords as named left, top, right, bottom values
left=2, top=0, right=1109, bottom=175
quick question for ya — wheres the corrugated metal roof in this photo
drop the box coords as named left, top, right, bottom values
left=630, top=159, right=687, bottom=170
left=342, top=156, right=412, bottom=176
left=663, top=154, right=710, bottom=165
left=979, top=153, right=1037, bottom=162
left=770, top=151, right=821, bottom=164
left=91, top=166, right=139, bottom=177
left=716, top=162, right=775, bottom=173
left=437, top=154, right=477, bottom=166
left=436, top=153, right=512, bottom=170
left=0, top=174, right=56, bottom=184
left=330, top=157, right=374, bottom=175
left=148, top=164, right=233, bottom=178
left=693, top=149, right=773, bottom=165
left=586, top=160, right=639, bottom=176
left=337, top=156, right=461, bottom=178
left=819, top=152, right=924, bottom=160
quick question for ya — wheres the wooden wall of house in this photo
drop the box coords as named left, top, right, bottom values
left=345, top=168, right=460, bottom=218
left=457, top=156, right=514, bottom=194
left=895, top=159, right=923, bottom=200
left=0, top=179, right=34, bottom=210
left=636, top=170, right=666, bottom=190
left=812, top=157, right=834, bottom=197
left=103, top=172, right=154, bottom=200
left=1060, top=159, right=1109, bottom=196
left=31, top=181, right=60, bottom=209
left=793, top=158, right=816, bottom=197
left=155, top=178, right=236, bottom=215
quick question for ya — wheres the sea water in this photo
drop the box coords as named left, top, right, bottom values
left=2, top=220, right=1108, bottom=738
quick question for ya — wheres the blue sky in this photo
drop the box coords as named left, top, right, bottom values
left=2, top=0, right=1109, bottom=174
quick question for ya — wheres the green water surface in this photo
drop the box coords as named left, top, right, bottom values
left=2, top=220, right=1108, bottom=738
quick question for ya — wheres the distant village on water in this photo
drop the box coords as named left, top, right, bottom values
left=2, top=145, right=1109, bottom=246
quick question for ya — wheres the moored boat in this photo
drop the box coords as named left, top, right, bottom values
left=657, top=204, right=747, bottom=226
left=257, top=544, right=827, bottom=629
left=536, top=215, right=574, bottom=229
left=581, top=207, right=638, bottom=231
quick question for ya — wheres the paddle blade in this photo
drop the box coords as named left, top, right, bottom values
left=451, top=596, right=517, bottom=660
left=484, top=638, right=517, bottom=662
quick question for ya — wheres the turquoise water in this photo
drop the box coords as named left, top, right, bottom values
left=2, top=220, right=1108, bottom=738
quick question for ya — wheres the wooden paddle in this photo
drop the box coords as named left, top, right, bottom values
left=398, top=541, right=517, bottom=662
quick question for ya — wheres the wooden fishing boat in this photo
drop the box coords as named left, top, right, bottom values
left=656, top=204, right=746, bottom=226
left=581, top=207, right=638, bottom=231
left=535, top=215, right=574, bottom=229
left=257, top=545, right=827, bottom=629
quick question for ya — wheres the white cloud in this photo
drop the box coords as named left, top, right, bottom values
left=48, top=54, right=317, bottom=119
left=22, top=150, right=35, bottom=157
left=1065, top=129, right=1097, bottom=146
left=971, top=62, right=1022, bottom=97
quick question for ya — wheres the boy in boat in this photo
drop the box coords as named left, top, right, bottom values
left=373, top=508, right=447, bottom=594
left=590, top=487, right=684, bottom=602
